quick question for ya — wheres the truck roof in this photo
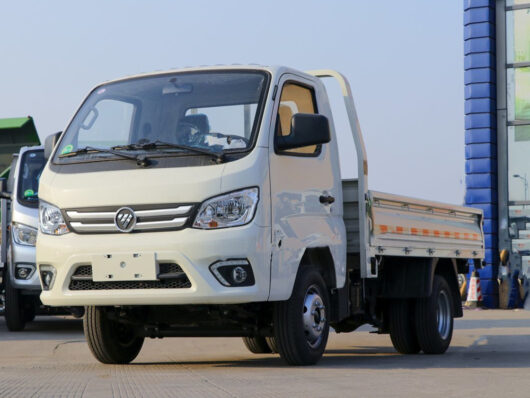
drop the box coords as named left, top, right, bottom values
left=99, top=65, right=313, bottom=87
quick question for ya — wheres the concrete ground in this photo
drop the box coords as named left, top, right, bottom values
left=0, top=309, right=529, bottom=397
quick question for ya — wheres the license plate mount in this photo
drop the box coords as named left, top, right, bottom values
left=91, top=252, right=157, bottom=282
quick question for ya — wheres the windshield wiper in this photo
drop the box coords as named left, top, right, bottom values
left=113, top=140, right=224, bottom=163
left=58, top=146, right=151, bottom=167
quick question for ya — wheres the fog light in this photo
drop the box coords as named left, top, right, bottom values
left=232, top=266, right=247, bottom=284
left=210, top=259, right=254, bottom=287
left=39, top=265, right=56, bottom=291
left=15, top=264, right=35, bottom=280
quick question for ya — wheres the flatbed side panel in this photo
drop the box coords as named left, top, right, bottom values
left=368, top=190, right=484, bottom=259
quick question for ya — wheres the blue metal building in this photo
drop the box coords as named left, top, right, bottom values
left=465, top=0, right=530, bottom=308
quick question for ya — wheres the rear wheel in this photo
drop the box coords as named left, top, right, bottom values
left=4, top=265, right=26, bottom=331
left=388, top=299, right=420, bottom=354
left=84, top=306, right=144, bottom=364
left=242, top=337, right=272, bottom=354
left=273, top=267, right=329, bottom=366
left=266, top=336, right=278, bottom=353
left=414, top=275, right=454, bottom=354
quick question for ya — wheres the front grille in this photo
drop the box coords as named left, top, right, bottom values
left=73, top=265, right=92, bottom=276
left=63, top=203, right=196, bottom=234
left=159, top=263, right=182, bottom=274
left=69, top=264, right=192, bottom=290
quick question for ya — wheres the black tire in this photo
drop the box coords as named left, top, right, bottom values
left=4, top=266, right=26, bottom=332
left=242, top=337, right=272, bottom=354
left=84, top=306, right=144, bottom=364
left=273, top=266, right=329, bottom=366
left=414, top=275, right=454, bottom=354
left=266, top=336, right=278, bottom=353
left=388, top=299, right=420, bottom=354
left=23, top=299, right=36, bottom=323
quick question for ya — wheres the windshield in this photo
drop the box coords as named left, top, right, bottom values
left=54, top=71, right=269, bottom=164
left=17, top=149, right=45, bottom=208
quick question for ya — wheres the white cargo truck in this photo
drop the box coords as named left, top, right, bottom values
left=36, top=66, right=484, bottom=365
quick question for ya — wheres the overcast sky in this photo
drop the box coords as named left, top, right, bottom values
left=0, top=1, right=465, bottom=204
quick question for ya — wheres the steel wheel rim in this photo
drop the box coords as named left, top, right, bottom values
left=302, top=284, right=326, bottom=348
left=437, top=290, right=451, bottom=340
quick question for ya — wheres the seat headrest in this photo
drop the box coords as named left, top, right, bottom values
left=179, top=114, right=210, bottom=134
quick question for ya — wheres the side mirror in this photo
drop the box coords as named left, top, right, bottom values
left=0, top=177, right=9, bottom=199
left=276, top=113, right=331, bottom=151
left=44, top=131, right=63, bottom=160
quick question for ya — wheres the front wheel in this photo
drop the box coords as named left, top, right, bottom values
left=414, top=275, right=454, bottom=354
left=242, top=337, right=272, bottom=354
left=273, top=267, right=330, bottom=366
left=4, top=266, right=26, bottom=331
left=84, top=306, right=144, bottom=364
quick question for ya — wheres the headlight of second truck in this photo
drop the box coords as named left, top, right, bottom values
left=12, top=223, right=38, bottom=246
left=193, top=187, right=259, bottom=229
left=39, top=201, right=70, bottom=235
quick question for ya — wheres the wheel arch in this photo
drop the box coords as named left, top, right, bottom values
left=299, top=247, right=336, bottom=289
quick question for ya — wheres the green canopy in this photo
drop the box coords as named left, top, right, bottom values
left=0, top=116, right=40, bottom=174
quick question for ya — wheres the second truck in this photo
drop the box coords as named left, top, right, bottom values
left=36, top=65, right=484, bottom=365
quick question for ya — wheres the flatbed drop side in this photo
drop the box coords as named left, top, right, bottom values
left=36, top=66, right=484, bottom=365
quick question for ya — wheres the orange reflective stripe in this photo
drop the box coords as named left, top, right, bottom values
left=374, top=225, right=482, bottom=241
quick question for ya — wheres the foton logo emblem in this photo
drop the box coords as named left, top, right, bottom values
left=114, top=207, right=136, bottom=232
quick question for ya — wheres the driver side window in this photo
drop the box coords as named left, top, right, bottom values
left=276, top=83, right=318, bottom=155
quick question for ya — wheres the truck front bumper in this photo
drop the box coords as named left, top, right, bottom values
left=38, top=224, right=271, bottom=306
left=10, top=241, right=41, bottom=292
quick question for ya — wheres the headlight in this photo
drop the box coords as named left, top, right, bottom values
left=39, top=201, right=69, bottom=235
left=12, top=223, right=38, bottom=246
left=193, top=187, right=259, bottom=229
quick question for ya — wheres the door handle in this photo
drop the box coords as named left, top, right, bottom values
left=319, top=195, right=335, bottom=205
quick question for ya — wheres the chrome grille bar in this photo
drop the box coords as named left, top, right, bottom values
left=135, top=206, right=192, bottom=217
left=70, top=223, right=116, bottom=232
left=67, top=211, right=115, bottom=220
left=66, top=205, right=193, bottom=221
left=70, top=218, right=188, bottom=233
left=134, top=217, right=187, bottom=230
left=66, top=204, right=194, bottom=233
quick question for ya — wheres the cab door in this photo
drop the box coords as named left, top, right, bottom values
left=268, top=75, right=341, bottom=300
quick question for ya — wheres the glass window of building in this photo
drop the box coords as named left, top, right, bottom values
left=507, top=0, right=530, bottom=6
left=507, top=67, right=530, bottom=121
left=506, top=8, right=530, bottom=63
left=508, top=125, right=530, bottom=202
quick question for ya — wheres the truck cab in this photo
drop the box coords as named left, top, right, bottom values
left=1, top=146, right=45, bottom=330
left=37, top=65, right=484, bottom=365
